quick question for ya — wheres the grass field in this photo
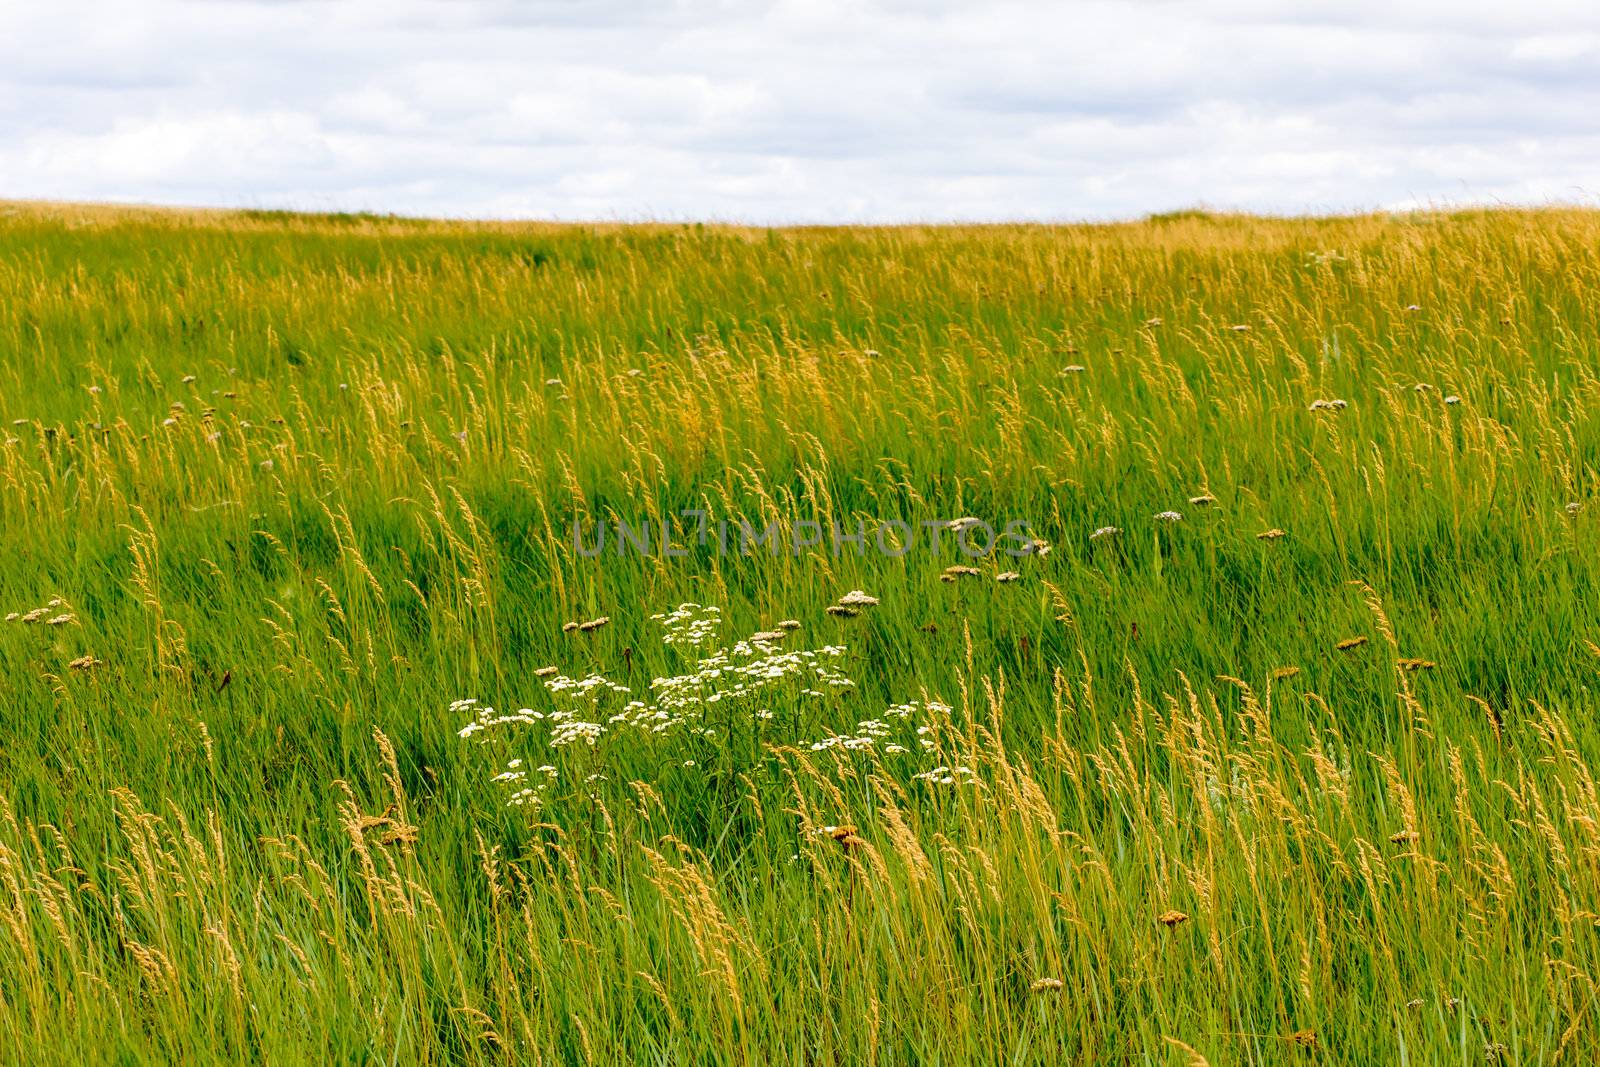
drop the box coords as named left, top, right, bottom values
left=3, top=200, right=1600, bottom=1063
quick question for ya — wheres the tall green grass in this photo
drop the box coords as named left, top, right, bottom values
left=2, top=200, right=1600, bottom=1063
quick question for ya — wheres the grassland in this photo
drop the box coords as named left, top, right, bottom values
left=2, top=200, right=1600, bottom=1063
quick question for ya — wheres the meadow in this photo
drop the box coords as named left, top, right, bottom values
left=2, top=200, right=1600, bottom=1063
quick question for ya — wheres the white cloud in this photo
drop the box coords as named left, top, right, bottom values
left=0, top=0, right=1596, bottom=222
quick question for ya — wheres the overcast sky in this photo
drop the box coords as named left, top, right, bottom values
left=2, top=1, right=1598, bottom=223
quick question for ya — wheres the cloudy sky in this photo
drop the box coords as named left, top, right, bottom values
left=2, top=1, right=1598, bottom=223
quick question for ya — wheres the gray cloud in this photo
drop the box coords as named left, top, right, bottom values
left=1, top=0, right=1596, bottom=222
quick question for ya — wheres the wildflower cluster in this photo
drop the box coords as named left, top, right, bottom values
left=492, top=759, right=558, bottom=807
left=807, top=699, right=949, bottom=758
left=458, top=604, right=861, bottom=806
left=457, top=607, right=974, bottom=807
left=3, top=597, right=75, bottom=626
left=651, top=603, right=722, bottom=647
left=914, top=764, right=981, bottom=787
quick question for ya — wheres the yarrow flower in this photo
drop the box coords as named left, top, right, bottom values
left=1089, top=526, right=1120, bottom=541
left=914, top=764, right=981, bottom=787
left=651, top=604, right=721, bottom=647
left=460, top=605, right=962, bottom=810
left=1018, top=537, right=1052, bottom=557
left=1155, top=511, right=1182, bottom=523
